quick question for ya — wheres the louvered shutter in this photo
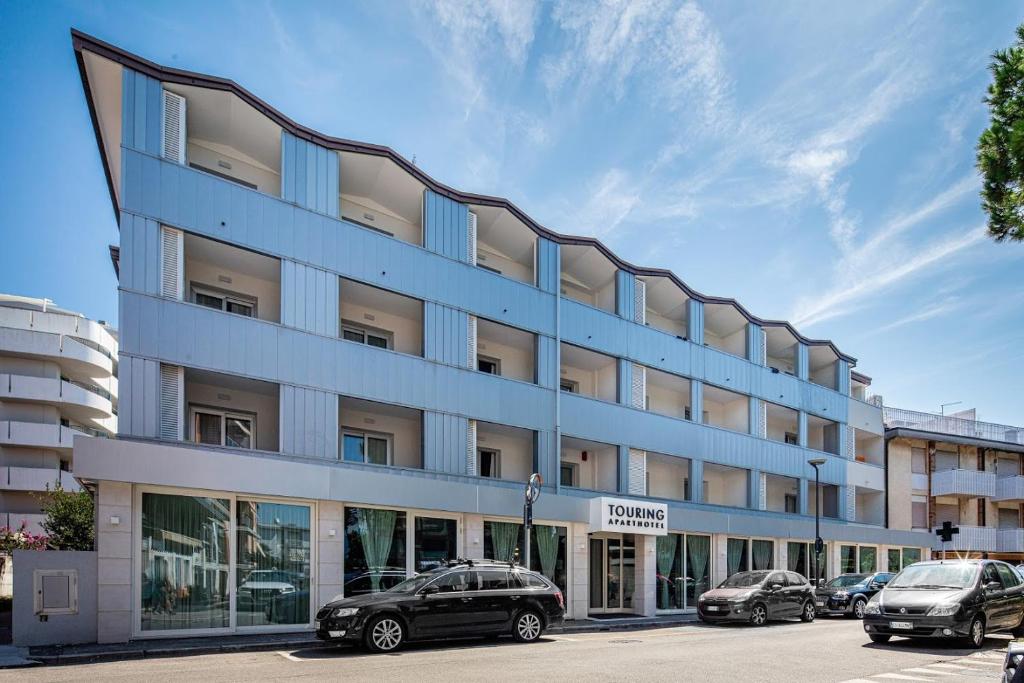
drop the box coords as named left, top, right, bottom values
left=634, top=278, right=646, bottom=324
left=628, top=449, right=646, bottom=495
left=160, top=226, right=183, bottom=299
left=467, top=315, right=477, bottom=369
left=758, top=472, right=767, bottom=510
left=631, top=363, right=646, bottom=409
left=467, top=211, right=478, bottom=266
left=159, top=364, right=183, bottom=440
left=161, top=90, right=187, bottom=164
left=466, top=420, right=478, bottom=475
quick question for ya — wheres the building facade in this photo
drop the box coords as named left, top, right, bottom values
left=885, top=405, right=1024, bottom=562
left=71, top=31, right=930, bottom=643
left=0, top=294, right=117, bottom=534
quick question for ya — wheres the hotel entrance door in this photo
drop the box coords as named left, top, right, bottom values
left=588, top=534, right=636, bottom=613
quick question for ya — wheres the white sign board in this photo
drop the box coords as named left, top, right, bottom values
left=589, top=497, right=668, bottom=536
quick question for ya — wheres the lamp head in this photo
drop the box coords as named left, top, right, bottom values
left=807, top=458, right=827, bottom=467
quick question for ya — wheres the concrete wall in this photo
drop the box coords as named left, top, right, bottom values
left=96, top=481, right=132, bottom=643
left=13, top=550, right=97, bottom=647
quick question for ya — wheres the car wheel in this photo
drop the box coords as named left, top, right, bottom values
left=364, top=614, right=405, bottom=653
left=852, top=598, right=867, bottom=620
left=868, top=634, right=891, bottom=644
left=800, top=600, right=816, bottom=622
left=512, top=610, right=544, bottom=642
left=749, top=603, right=768, bottom=626
left=964, top=617, right=985, bottom=649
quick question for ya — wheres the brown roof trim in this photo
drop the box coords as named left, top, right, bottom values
left=108, top=245, right=120, bottom=278
left=71, top=28, right=856, bottom=364
left=885, top=428, right=1024, bottom=455
left=851, top=370, right=871, bottom=385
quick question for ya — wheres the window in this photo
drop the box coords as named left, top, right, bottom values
left=483, top=522, right=568, bottom=597
left=560, top=463, right=578, bottom=487
left=752, top=540, right=774, bottom=570
left=478, top=569, right=510, bottom=590
left=414, top=517, right=457, bottom=573
left=236, top=501, right=311, bottom=627
left=840, top=545, right=856, bottom=574
left=190, top=407, right=255, bottom=449
left=888, top=548, right=901, bottom=572
left=997, top=563, right=1020, bottom=588
left=342, top=324, right=390, bottom=349
left=559, top=379, right=578, bottom=393
left=784, top=494, right=798, bottom=513
left=982, top=563, right=1002, bottom=588
left=787, top=541, right=827, bottom=583
left=859, top=547, right=877, bottom=573
left=785, top=572, right=806, bottom=586
left=479, top=449, right=501, bottom=478
left=343, top=432, right=391, bottom=465
left=684, top=406, right=692, bottom=421
left=912, top=500, right=928, bottom=528
left=784, top=432, right=798, bottom=445
left=727, top=538, right=749, bottom=576
left=192, top=285, right=255, bottom=318
left=344, top=507, right=407, bottom=595
left=911, top=447, right=927, bottom=474
left=435, top=570, right=475, bottom=593
left=478, top=357, right=500, bottom=375
left=902, top=547, right=921, bottom=566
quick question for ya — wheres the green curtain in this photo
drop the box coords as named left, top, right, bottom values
left=687, top=535, right=710, bottom=596
left=727, top=539, right=745, bottom=576
left=752, top=540, right=773, bottom=570
left=656, top=535, right=679, bottom=609
left=356, top=508, right=398, bottom=591
left=787, top=542, right=803, bottom=572
left=535, top=525, right=559, bottom=579
left=489, top=522, right=520, bottom=562
left=841, top=545, right=856, bottom=573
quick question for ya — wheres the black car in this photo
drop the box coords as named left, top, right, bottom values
left=315, top=560, right=565, bottom=652
left=816, top=572, right=894, bottom=618
left=863, top=559, right=1024, bottom=648
left=697, top=570, right=816, bottom=626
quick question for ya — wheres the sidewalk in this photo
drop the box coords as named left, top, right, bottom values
left=24, top=614, right=699, bottom=667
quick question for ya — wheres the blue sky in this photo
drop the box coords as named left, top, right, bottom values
left=1, top=1, right=1022, bottom=424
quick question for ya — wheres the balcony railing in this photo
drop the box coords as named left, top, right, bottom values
left=930, top=468, right=996, bottom=498
left=884, top=406, right=1024, bottom=445
left=933, top=525, right=996, bottom=552
left=998, top=529, right=1024, bottom=553
left=996, top=476, right=1024, bottom=502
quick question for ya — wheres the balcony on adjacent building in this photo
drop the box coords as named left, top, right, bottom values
left=998, top=529, right=1024, bottom=553
left=645, top=451, right=691, bottom=502
left=184, top=232, right=281, bottom=323
left=559, top=244, right=617, bottom=313
left=476, top=318, right=536, bottom=383
left=703, top=383, right=749, bottom=435
left=995, top=475, right=1024, bottom=502
left=339, top=396, right=423, bottom=469
left=645, top=367, right=691, bottom=420
left=931, top=468, right=996, bottom=498
left=638, top=275, right=688, bottom=338
left=469, top=205, right=537, bottom=285
left=935, top=525, right=997, bottom=552
left=185, top=368, right=279, bottom=452
left=340, top=278, right=423, bottom=356
left=559, top=343, right=617, bottom=402
left=764, top=473, right=799, bottom=514
left=884, top=406, right=1024, bottom=446
left=340, top=151, right=424, bottom=246
left=703, top=303, right=747, bottom=357
left=0, top=466, right=76, bottom=492
left=475, top=421, right=534, bottom=482
left=703, top=462, right=749, bottom=507
left=560, top=435, right=617, bottom=492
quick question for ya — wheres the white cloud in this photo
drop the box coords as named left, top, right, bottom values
left=870, top=297, right=963, bottom=334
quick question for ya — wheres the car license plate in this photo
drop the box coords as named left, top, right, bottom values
left=315, top=620, right=322, bottom=630
left=815, top=600, right=824, bottom=607
left=705, top=605, right=720, bottom=612
left=889, top=621, right=913, bottom=630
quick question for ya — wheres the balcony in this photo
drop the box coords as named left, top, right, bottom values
left=884, top=406, right=1024, bottom=446
left=559, top=244, right=616, bottom=313
left=470, top=205, right=536, bottom=285
left=560, top=435, right=617, bottom=492
left=703, top=303, right=747, bottom=357
left=185, top=232, right=281, bottom=324
left=931, top=468, right=996, bottom=498
left=998, top=529, right=1024, bottom=553
left=339, top=396, right=422, bottom=469
left=185, top=368, right=279, bottom=452
left=0, top=467, right=77, bottom=492
left=995, top=476, right=1024, bottom=502
left=340, top=152, right=424, bottom=246
left=638, top=275, right=688, bottom=337
left=645, top=451, right=691, bottom=502
left=340, top=278, right=423, bottom=356
left=0, top=421, right=84, bottom=452
left=559, top=343, right=617, bottom=402
left=475, top=421, right=534, bottom=482
left=934, top=525, right=996, bottom=552
left=0, top=373, right=114, bottom=430
left=476, top=318, right=536, bottom=383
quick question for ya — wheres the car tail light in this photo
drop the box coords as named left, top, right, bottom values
left=555, top=590, right=564, bottom=610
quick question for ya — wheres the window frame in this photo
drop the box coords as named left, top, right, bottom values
left=560, top=462, right=578, bottom=487
left=189, top=405, right=257, bottom=450
left=478, top=448, right=502, bottom=478
left=477, top=355, right=501, bottom=376
left=341, top=321, right=393, bottom=350
left=559, top=379, right=579, bottom=394
left=341, top=429, right=394, bottom=466
left=190, top=282, right=257, bottom=319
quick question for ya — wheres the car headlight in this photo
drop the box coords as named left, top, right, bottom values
left=332, top=607, right=360, bottom=618
left=927, top=603, right=959, bottom=617
left=728, top=591, right=754, bottom=603
left=863, top=596, right=881, bottom=615
left=834, top=590, right=848, bottom=598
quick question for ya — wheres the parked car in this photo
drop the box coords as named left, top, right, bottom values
left=816, top=572, right=894, bottom=618
left=862, top=559, right=1024, bottom=648
left=697, top=570, right=816, bottom=626
left=237, top=569, right=301, bottom=612
left=315, top=560, right=565, bottom=652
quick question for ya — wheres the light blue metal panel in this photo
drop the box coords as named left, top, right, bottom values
left=121, top=69, right=162, bottom=156
left=798, top=478, right=809, bottom=515
left=280, top=132, right=339, bottom=216
left=280, top=385, right=338, bottom=459
left=757, top=365, right=801, bottom=408
left=424, top=411, right=469, bottom=474
left=617, top=445, right=629, bottom=493
left=536, top=239, right=559, bottom=293
left=796, top=344, right=809, bottom=380
left=749, top=469, right=760, bottom=509
left=536, top=335, right=558, bottom=389
left=797, top=411, right=808, bottom=447
left=559, top=299, right=630, bottom=358
left=687, top=300, right=704, bottom=345
left=746, top=323, right=762, bottom=364
left=748, top=397, right=760, bottom=436
left=800, top=382, right=848, bottom=423
left=423, top=190, right=469, bottom=262
left=536, top=429, right=557, bottom=487
left=836, top=359, right=850, bottom=396
left=624, top=324, right=693, bottom=378
left=691, top=380, right=703, bottom=423
left=615, top=271, right=635, bottom=320
left=282, top=259, right=338, bottom=336
left=617, top=359, right=631, bottom=405
left=118, top=212, right=161, bottom=296
left=689, top=459, right=704, bottom=503
left=424, top=302, right=468, bottom=366
left=118, top=354, right=159, bottom=439
left=703, top=348, right=752, bottom=395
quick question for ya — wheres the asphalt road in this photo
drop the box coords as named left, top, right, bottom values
left=4, top=618, right=1011, bottom=682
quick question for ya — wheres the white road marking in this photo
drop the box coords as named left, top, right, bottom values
left=925, top=663, right=972, bottom=670
left=276, top=651, right=306, bottom=662
left=869, top=674, right=935, bottom=681
left=900, top=667, right=956, bottom=676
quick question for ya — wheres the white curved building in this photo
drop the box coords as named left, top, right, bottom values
left=0, top=294, right=117, bottom=533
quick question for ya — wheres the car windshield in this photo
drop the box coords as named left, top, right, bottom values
left=827, top=574, right=869, bottom=588
left=887, top=563, right=978, bottom=590
left=720, top=571, right=771, bottom=588
left=387, top=568, right=447, bottom=594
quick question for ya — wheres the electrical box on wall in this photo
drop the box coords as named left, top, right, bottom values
left=33, top=569, right=78, bottom=617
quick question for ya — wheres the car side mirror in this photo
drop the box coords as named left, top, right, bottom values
left=985, top=580, right=1002, bottom=592
left=769, top=583, right=783, bottom=591
left=420, top=584, right=439, bottom=596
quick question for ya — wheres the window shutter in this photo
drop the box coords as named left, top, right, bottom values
left=161, top=90, right=187, bottom=164
left=757, top=399, right=767, bottom=438
left=631, top=363, right=646, bottom=409
left=466, top=420, right=477, bottom=476
left=467, top=211, right=478, bottom=266
left=634, top=278, right=646, bottom=325
left=628, top=449, right=646, bottom=495
left=758, top=472, right=767, bottom=510
left=467, top=315, right=477, bottom=369
left=159, top=364, right=183, bottom=440
left=160, top=226, right=183, bottom=299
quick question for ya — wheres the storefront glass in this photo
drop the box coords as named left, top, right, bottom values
left=887, top=548, right=901, bottom=572
left=344, top=507, right=407, bottom=595
left=752, top=540, right=774, bottom=569
left=141, top=492, right=230, bottom=631
left=727, top=538, right=748, bottom=577
left=859, top=546, right=877, bottom=573
left=787, top=541, right=827, bottom=582
left=840, top=545, right=857, bottom=573
left=483, top=521, right=568, bottom=595
left=656, top=534, right=684, bottom=609
left=235, top=501, right=311, bottom=627
left=902, top=547, right=921, bottom=566
left=414, top=517, right=457, bottom=572
left=685, top=535, right=712, bottom=605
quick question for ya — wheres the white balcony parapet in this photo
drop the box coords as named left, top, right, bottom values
left=933, top=525, right=996, bottom=552
left=995, top=476, right=1024, bottom=502
left=930, top=468, right=996, bottom=498
left=885, top=406, right=1024, bottom=445
left=998, top=529, right=1024, bottom=553
left=0, top=467, right=78, bottom=492
left=0, top=421, right=87, bottom=452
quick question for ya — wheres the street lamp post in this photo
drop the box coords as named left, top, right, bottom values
left=808, top=458, right=826, bottom=589
left=523, top=473, right=543, bottom=568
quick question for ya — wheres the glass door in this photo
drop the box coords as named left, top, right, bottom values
left=588, top=534, right=636, bottom=613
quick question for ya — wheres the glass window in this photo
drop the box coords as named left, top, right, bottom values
left=195, top=292, right=223, bottom=310
left=519, top=572, right=549, bottom=589
left=997, top=563, right=1020, bottom=588
left=560, top=463, right=576, bottom=487
left=225, top=417, right=253, bottom=449
left=435, top=570, right=475, bottom=593
left=478, top=570, right=510, bottom=590
left=367, top=333, right=388, bottom=349
left=195, top=412, right=222, bottom=445
left=982, top=563, right=1002, bottom=587
left=342, top=325, right=391, bottom=350
left=656, top=533, right=684, bottom=610
left=767, top=572, right=786, bottom=586
left=236, top=501, right=310, bottom=627
left=478, top=358, right=499, bottom=375
left=785, top=572, right=805, bottom=586
left=727, top=538, right=748, bottom=576
left=902, top=547, right=921, bottom=566
left=840, top=545, right=857, bottom=574
left=343, top=434, right=364, bottom=462
left=480, top=450, right=500, bottom=478
left=342, top=328, right=364, bottom=343
left=859, top=547, right=877, bottom=573
left=344, top=507, right=407, bottom=595
left=225, top=300, right=253, bottom=317
left=752, top=540, right=774, bottom=570
left=484, top=522, right=567, bottom=597
left=343, top=433, right=390, bottom=465
left=887, top=548, right=901, bottom=573
left=366, top=437, right=388, bottom=465
left=414, top=517, right=457, bottom=573
left=141, top=493, right=230, bottom=632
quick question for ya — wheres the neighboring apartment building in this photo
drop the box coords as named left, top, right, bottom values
left=70, top=31, right=930, bottom=643
left=0, top=294, right=117, bottom=534
left=885, top=405, right=1024, bottom=562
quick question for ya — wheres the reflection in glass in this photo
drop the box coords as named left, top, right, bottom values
left=656, top=534, right=683, bottom=610
left=141, top=493, right=230, bottom=631
left=225, top=417, right=253, bottom=449
left=414, top=517, right=457, bottom=572
left=484, top=522, right=568, bottom=597
left=686, top=535, right=711, bottom=607
left=344, top=507, right=407, bottom=594
left=841, top=545, right=857, bottom=573
left=727, top=538, right=748, bottom=576
left=859, top=546, right=877, bottom=573
left=236, top=501, right=310, bottom=627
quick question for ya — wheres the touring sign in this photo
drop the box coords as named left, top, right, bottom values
left=589, top=496, right=668, bottom=536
